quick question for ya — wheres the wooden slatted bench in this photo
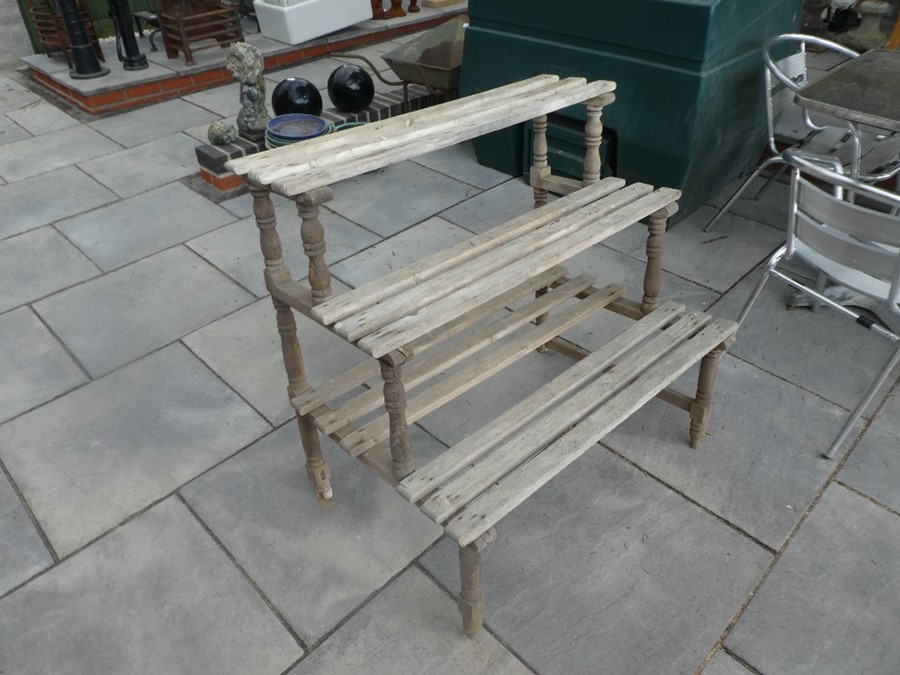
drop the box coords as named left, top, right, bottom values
left=226, top=74, right=738, bottom=637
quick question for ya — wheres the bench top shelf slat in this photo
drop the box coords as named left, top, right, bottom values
left=226, top=75, right=616, bottom=198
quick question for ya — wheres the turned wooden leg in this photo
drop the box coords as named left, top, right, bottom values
left=689, top=341, right=731, bottom=448
left=384, top=0, right=406, bottom=18
left=408, top=0, right=419, bottom=11
left=380, top=348, right=415, bottom=480
left=370, top=0, right=385, bottom=18
left=530, top=114, right=549, bottom=209
left=642, top=205, right=676, bottom=315
left=458, top=528, right=497, bottom=637
left=251, top=187, right=333, bottom=499
left=294, top=187, right=334, bottom=305
left=534, top=286, right=550, bottom=353
left=582, top=97, right=605, bottom=186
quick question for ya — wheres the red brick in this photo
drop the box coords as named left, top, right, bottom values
left=200, top=168, right=245, bottom=191
left=123, top=81, right=163, bottom=99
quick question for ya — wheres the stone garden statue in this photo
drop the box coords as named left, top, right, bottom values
left=225, top=42, right=269, bottom=142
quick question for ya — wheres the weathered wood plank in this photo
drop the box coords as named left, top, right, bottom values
left=419, top=312, right=712, bottom=522
left=311, top=178, right=626, bottom=326
left=316, top=274, right=598, bottom=434
left=272, top=80, right=617, bottom=197
left=334, top=183, right=652, bottom=342
left=341, top=286, right=624, bottom=456
left=356, top=188, right=681, bottom=357
left=444, top=318, right=740, bottom=547
left=292, top=268, right=568, bottom=416
left=229, top=75, right=562, bottom=176
left=397, top=301, right=687, bottom=503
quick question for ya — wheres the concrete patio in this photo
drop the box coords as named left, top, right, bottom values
left=1, top=34, right=899, bottom=674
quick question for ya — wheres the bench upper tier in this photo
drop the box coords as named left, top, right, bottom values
left=226, top=74, right=616, bottom=198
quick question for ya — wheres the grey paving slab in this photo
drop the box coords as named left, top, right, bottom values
left=0, top=125, right=122, bottom=183
left=604, top=356, right=842, bottom=550
left=77, top=132, right=199, bottom=198
left=328, top=160, right=478, bottom=237
left=0, top=307, right=87, bottom=424
left=0, top=226, right=99, bottom=313
left=0, top=498, right=301, bottom=674
left=0, top=76, right=42, bottom=114
left=839, top=389, right=900, bottom=512
left=706, top=176, right=792, bottom=231
left=187, top=202, right=380, bottom=297
left=180, top=423, right=442, bottom=644
left=329, top=215, right=472, bottom=288
left=439, top=177, right=537, bottom=234
left=603, top=206, right=784, bottom=293
left=0, top=469, right=52, bottom=596
left=217, top=190, right=288, bottom=219
left=184, top=114, right=237, bottom=144
left=555, top=243, right=721, bottom=353
left=34, top=246, right=254, bottom=377
left=420, top=449, right=771, bottom=675
left=5, top=101, right=80, bottom=135
left=0, top=165, right=117, bottom=240
left=0, top=114, right=29, bottom=146
left=184, top=296, right=367, bottom=425
left=88, top=98, right=221, bottom=148
left=182, top=82, right=243, bottom=117
left=411, top=142, right=512, bottom=190
left=712, top=263, right=898, bottom=412
left=290, top=568, right=528, bottom=675
left=57, top=181, right=235, bottom=271
left=702, top=651, right=754, bottom=675
left=0, top=344, right=270, bottom=557
left=726, top=484, right=900, bottom=675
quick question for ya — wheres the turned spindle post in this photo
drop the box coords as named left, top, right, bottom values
left=408, top=0, right=419, bottom=11
left=295, top=187, right=334, bottom=305
left=370, top=0, right=384, bottom=18
left=530, top=114, right=549, bottom=209
left=384, top=0, right=406, bottom=18
left=582, top=96, right=606, bottom=186
left=251, top=186, right=333, bottom=500
left=689, top=339, right=732, bottom=448
left=380, top=348, right=415, bottom=480
left=642, top=203, right=677, bottom=315
left=458, top=528, right=497, bottom=637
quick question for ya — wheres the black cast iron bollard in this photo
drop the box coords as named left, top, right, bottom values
left=56, top=0, right=110, bottom=78
left=107, top=0, right=149, bottom=70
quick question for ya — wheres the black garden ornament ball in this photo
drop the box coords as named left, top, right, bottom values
left=271, top=78, right=323, bottom=116
left=327, top=64, right=375, bottom=113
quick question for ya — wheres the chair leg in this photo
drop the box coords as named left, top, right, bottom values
left=458, top=528, right=497, bottom=637
left=704, top=167, right=764, bottom=233
left=690, top=342, right=730, bottom=448
left=737, top=245, right=788, bottom=329
left=823, top=343, right=900, bottom=459
left=751, top=162, right=788, bottom=200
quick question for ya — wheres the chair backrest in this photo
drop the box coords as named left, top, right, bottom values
left=785, top=150, right=900, bottom=316
left=763, top=34, right=859, bottom=155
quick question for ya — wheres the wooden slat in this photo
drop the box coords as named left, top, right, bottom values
left=341, top=285, right=624, bottom=456
left=445, top=318, right=740, bottom=547
left=292, top=268, right=568, bottom=415
left=229, top=75, right=562, bottom=176
left=356, top=188, right=681, bottom=357
left=272, top=80, right=617, bottom=197
left=419, top=312, right=712, bottom=523
left=334, top=183, right=652, bottom=341
left=316, top=275, right=598, bottom=434
left=236, top=76, right=581, bottom=185
left=312, top=178, right=626, bottom=326
left=397, top=301, right=687, bottom=503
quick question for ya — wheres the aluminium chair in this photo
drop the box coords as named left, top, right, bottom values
left=705, top=33, right=900, bottom=232
left=738, top=150, right=900, bottom=459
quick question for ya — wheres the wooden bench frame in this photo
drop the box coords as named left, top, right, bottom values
left=227, top=75, right=736, bottom=636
